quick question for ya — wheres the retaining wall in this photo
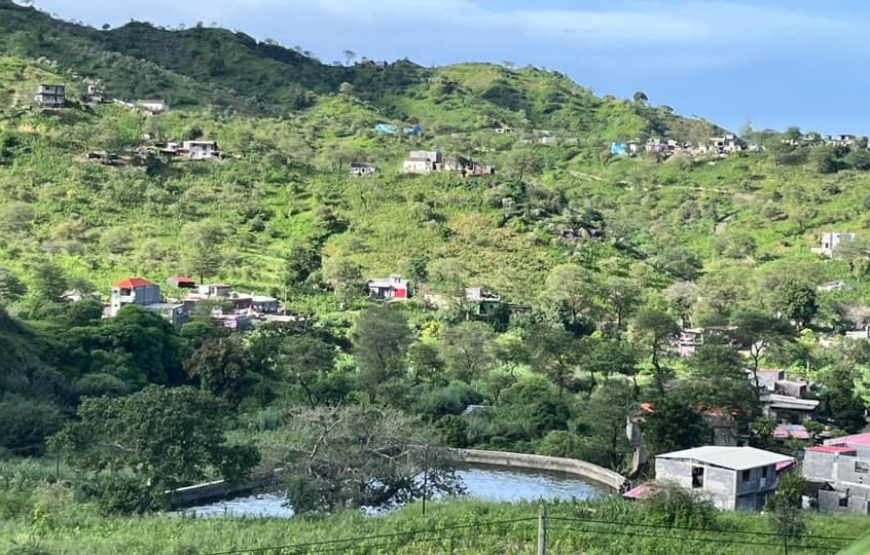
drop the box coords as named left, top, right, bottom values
left=453, top=448, right=628, bottom=491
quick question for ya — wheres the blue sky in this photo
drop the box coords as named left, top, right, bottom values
left=25, top=0, right=870, bottom=134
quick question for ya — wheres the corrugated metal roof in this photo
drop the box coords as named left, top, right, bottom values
left=114, top=277, right=153, bottom=288
left=808, top=445, right=857, bottom=454
left=656, top=446, right=793, bottom=471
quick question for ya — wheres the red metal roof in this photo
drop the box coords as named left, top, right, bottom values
left=825, top=433, right=870, bottom=447
left=808, top=445, right=857, bottom=454
left=169, top=275, right=195, bottom=283
left=113, top=277, right=153, bottom=288
left=623, top=481, right=660, bottom=500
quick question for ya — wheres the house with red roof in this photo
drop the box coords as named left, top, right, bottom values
left=803, top=432, right=870, bottom=514
left=110, top=277, right=162, bottom=316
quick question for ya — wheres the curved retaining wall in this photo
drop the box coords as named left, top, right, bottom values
left=452, top=448, right=628, bottom=491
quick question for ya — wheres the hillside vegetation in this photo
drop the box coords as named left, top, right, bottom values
left=2, top=3, right=870, bottom=548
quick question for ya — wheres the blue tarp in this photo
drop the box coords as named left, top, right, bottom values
left=611, top=142, right=628, bottom=155
left=374, top=123, right=423, bottom=135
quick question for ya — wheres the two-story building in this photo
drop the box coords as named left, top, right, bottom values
left=110, top=277, right=187, bottom=328
left=35, top=84, right=65, bottom=108
left=367, top=275, right=410, bottom=300
left=803, top=433, right=870, bottom=514
left=401, top=151, right=441, bottom=174
left=655, top=446, right=794, bottom=511
left=182, top=140, right=222, bottom=161
left=812, top=232, right=856, bottom=257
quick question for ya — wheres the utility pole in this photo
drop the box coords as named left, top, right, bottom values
left=421, top=446, right=429, bottom=516
left=537, top=503, right=547, bottom=555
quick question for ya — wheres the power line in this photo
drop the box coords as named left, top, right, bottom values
left=546, top=515, right=858, bottom=541
left=200, top=517, right=536, bottom=555
left=546, top=525, right=844, bottom=553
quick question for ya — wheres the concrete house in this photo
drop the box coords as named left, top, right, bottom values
left=83, top=84, right=104, bottom=104
left=167, top=275, right=196, bottom=289
left=368, top=275, right=410, bottom=300
left=35, top=84, right=65, bottom=108
left=136, top=99, right=168, bottom=114
left=493, top=122, right=512, bottom=134
left=401, top=151, right=441, bottom=174
left=251, top=295, right=280, bottom=313
left=812, top=232, right=856, bottom=257
left=675, top=326, right=740, bottom=357
left=349, top=163, right=377, bottom=177
left=110, top=277, right=162, bottom=316
left=441, top=155, right=495, bottom=177
left=465, top=287, right=504, bottom=317
left=710, top=133, right=743, bottom=154
left=803, top=433, right=870, bottom=514
left=182, top=140, right=222, bottom=161
left=655, top=446, right=794, bottom=511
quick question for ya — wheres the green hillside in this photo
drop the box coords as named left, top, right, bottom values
left=2, top=3, right=870, bottom=545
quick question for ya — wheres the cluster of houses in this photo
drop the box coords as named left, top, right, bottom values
left=610, top=134, right=758, bottom=159
left=784, top=133, right=866, bottom=148
left=400, top=150, right=495, bottom=177
left=628, top=429, right=870, bottom=515
left=109, top=276, right=288, bottom=331
left=622, top=319, right=870, bottom=513
left=33, top=83, right=168, bottom=115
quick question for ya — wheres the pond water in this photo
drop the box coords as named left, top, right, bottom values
left=182, top=465, right=610, bottom=518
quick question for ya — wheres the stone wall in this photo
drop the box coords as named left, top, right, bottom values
left=453, top=448, right=627, bottom=491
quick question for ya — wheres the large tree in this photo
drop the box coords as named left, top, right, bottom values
left=630, top=309, right=680, bottom=394
left=541, top=264, right=600, bottom=329
left=774, top=279, right=817, bottom=330
left=529, top=326, right=582, bottom=395
left=266, top=406, right=461, bottom=514
left=184, top=336, right=251, bottom=405
left=276, top=334, right=336, bottom=407
left=643, top=396, right=708, bottom=455
left=50, top=386, right=259, bottom=513
left=733, top=310, right=795, bottom=396
left=439, top=321, right=495, bottom=383
left=353, top=305, right=413, bottom=402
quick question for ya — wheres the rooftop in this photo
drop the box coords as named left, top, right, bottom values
left=809, top=445, right=857, bottom=454
left=114, top=277, right=154, bottom=289
left=824, top=432, right=870, bottom=447
left=656, top=446, right=793, bottom=471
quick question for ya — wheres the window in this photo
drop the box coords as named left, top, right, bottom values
left=839, top=495, right=849, bottom=508
left=742, top=469, right=752, bottom=482
left=855, top=461, right=869, bottom=474
left=692, top=466, right=704, bottom=488
left=762, top=466, right=769, bottom=479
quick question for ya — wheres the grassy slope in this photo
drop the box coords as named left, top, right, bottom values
left=1, top=496, right=867, bottom=555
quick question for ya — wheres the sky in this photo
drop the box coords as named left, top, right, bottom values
left=22, top=0, right=870, bottom=134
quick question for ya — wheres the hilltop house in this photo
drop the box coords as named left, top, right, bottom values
left=749, top=368, right=819, bottom=422
left=803, top=433, right=870, bottom=514
left=465, top=287, right=504, bottom=317
left=368, top=275, right=410, bottom=300
left=812, top=232, right=856, bottom=257
left=182, top=140, right=223, bottom=161
left=493, top=122, right=512, bottom=134
left=710, top=134, right=743, bottom=154
left=349, top=163, right=377, bottom=177
left=654, top=446, right=794, bottom=511
left=441, top=155, right=495, bottom=177
left=675, top=326, right=740, bottom=357
left=83, top=84, right=104, bottom=104
left=110, top=277, right=188, bottom=328
left=34, top=84, right=65, bottom=108
left=167, top=276, right=196, bottom=289
left=136, top=99, right=168, bottom=114
left=402, top=150, right=441, bottom=174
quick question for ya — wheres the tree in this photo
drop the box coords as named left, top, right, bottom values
left=810, top=145, right=840, bottom=174
left=633, top=91, right=649, bottom=104
left=322, top=257, right=364, bottom=308
left=181, top=221, right=224, bottom=283
left=630, top=309, right=679, bottom=394
left=676, top=344, right=758, bottom=418
left=505, top=148, right=544, bottom=181
left=822, top=366, right=867, bottom=433
left=0, top=398, right=63, bottom=456
left=582, top=337, right=637, bottom=386
left=184, top=336, right=251, bottom=405
left=774, top=279, right=817, bottom=330
left=342, top=49, right=356, bottom=65
left=353, top=305, right=413, bottom=402
left=0, top=202, right=35, bottom=233
left=733, top=311, right=794, bottom=396
left=276, top=334, right=336, bottom=407
left=603, top=277, right=640, bottom=332
left=49, top=386, right=259, bottom=513
left=267, top=406, right=461, bottom=514
left=283, top=240, right=321, bottom=287
left=408, top=341, right=446, bottom=385
left=439, top=321, right=495, bottom=383
left=643, top=396, right=708, bottom=455
left=0, top=267, right=26, bottom=304
left=578, top=381, right=636, bottom=469
left=767, top=473, right=807, bottom=554
left=29, top=261, right=67, bottom=302
left=542, top=264, right=600, bottom=329
left=528, top=326, right=581, bottom=395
